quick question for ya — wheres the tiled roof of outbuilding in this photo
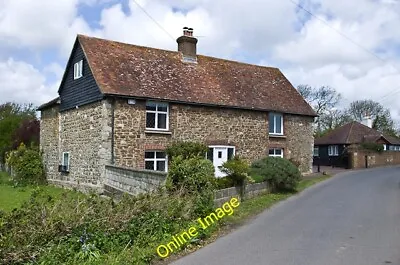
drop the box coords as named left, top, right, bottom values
left=77, top=35, right=316, bottom=116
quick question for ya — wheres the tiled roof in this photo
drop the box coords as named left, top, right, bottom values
left=78, top=35, right=316, bottom=116
left=314, top=121, right=400, bottom=145
left=37, top=97, right=60, bottom=111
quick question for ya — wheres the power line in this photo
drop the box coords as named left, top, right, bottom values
left=288, top=0, right=400, bottom=102
left=131, top=0, right=175, bottom=41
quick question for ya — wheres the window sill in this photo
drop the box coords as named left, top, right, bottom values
left=145, top=130, right=172, bottom=135
left=269, top=134, right=286, bottom=139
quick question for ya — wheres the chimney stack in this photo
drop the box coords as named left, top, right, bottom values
left=361, top=113, right=373, bottom=128
left=177, top=27, right=198, bottom=62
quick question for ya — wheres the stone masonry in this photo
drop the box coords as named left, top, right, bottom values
left=40, top=100, right=112, bottom=191
left=114, top=99, right=314, bottom=173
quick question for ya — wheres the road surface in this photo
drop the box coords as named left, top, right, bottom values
left=172, top=167, right=400, bottom=265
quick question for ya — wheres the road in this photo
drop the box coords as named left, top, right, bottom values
left=171, top=167, right=400, bottom=265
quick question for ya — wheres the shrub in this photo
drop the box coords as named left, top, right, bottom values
left=5, top=143, right=45, bottom=185
left=360, top=142, right=384, bottom=153
left=166, top=156, right=215, bottom=194
left=219, top=156, right=249, bottom=187
left=250, top=157, right=301, bottom=191
left=215, top=177, right=234, bottom=189
left=166, top=141, right=208, bottom=160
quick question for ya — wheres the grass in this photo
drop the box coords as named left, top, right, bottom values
left=0, top=171, right=78, bottom=212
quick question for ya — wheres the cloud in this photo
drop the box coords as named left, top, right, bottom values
left=0, top=58, right=58, bottom=106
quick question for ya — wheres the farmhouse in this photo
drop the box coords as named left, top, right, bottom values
left=38, top=27, right=316, bottom=192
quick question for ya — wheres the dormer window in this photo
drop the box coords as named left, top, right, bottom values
left=73, top=60, right=83, bottom=79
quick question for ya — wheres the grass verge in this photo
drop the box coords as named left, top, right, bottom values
left=157, top=175, right=332, bottom=264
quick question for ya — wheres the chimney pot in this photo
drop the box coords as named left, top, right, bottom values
left=177, top=27, right=198, bottom=62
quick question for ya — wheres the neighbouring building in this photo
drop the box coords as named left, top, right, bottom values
left=313, top=116, right=400, bottom=168
left=38, top=27, right=316, bottom=192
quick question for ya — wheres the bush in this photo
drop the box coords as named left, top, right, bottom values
left=5, top=143, right=45, bottom=185
left=215, top=177, right=234, bottom=189
left=360, top=142, right=384, bottom=153
left=219, top=156, right=249, bottom=187
left=250, top=157, right=301, bottom=191
left=166, top=141, right=208, bottom=160
left=166, top=156, right=215, bottom=194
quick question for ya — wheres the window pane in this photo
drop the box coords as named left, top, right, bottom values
left=156, top=152, right=166, bottom=158
left=207, top=148, right=213, bottom=162
left=227, top=148, right=234, bottom=160
left=269, top=149, right=274, bottom=155
left=275, top=149, right=282, bottom=155
left=156, top=161, right=166, bottom=171
left=146, top=102, right=157, bottom=111
left=145, top=152, right=155, bottom=158
left=145, top=161, right=154, bottom=170
left=157, top=103, right=168, bottom=112
left=146, top=113, right=156, bottom=128
left=275, top=115, right=282, bottom=134
left=218, top=151, right=222, bottom=158
left=157, top=113, right=167, bottom=129
left=63, top=153, right=69, bottom=166
left=269, top=114, right=274, bottom=133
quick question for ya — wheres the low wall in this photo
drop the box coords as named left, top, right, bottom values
left=104, top=165, right=167, bottom=196
left=214, top=181, right=269, bottom=206
left=350, top=150, right=400, bottom=169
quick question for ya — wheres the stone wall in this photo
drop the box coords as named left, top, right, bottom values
left=104, top=164, right=166, bottom=196
left=214, top=181, right=269, bottom=206
left=41, top=100, right=112, bottom=191
left=349, top=149, right=400, bottom=169
left=40, top=105, right=60, bottom=181
left=113, top=99, right=314, bottom=173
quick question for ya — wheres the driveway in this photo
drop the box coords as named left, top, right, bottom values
left=171, top=166, right=400, bottom=265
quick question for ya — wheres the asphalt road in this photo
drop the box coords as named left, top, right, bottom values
left=171, top=166, right=400, bottom=265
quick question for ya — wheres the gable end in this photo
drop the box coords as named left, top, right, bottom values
left=58, top=38, right=103, bottom=112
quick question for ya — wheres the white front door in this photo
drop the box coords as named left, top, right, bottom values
left=213, top=147, right=228, bottom=178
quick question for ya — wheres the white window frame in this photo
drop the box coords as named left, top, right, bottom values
left=145, top=101, right=169, bottom=131
left=269, top=113, right=283, bottom=135
left=144, top=151, right=168, bottom=172
left=313, top=147, right=319, bottom=157
left=328, top=145, right=339, bottom=156
left=269, top=148, right=283, bottom=158
left=73, top=60, right=83, bottom=79
left=62, top=152, right=70, bottom=171
left=383, top=144, right=387, bottom=151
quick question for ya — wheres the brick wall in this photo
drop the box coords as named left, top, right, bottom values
left=114, top=99, right=314, bottom=173
left=350, top=149, right=400, bottom=169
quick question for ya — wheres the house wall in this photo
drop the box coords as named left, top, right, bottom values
left=40, top=105, right=60, bottom=181
left=113, top=99, right=314, bottom=173
left=40, top=100, right=112, bottom=191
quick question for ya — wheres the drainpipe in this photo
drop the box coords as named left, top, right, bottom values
left=111, top=97, right=115, bottom=165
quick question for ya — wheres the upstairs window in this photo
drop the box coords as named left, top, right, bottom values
left=146, top=101, right=169, bottom=130
left=328, top=145, right=339, bottom=156
left=269, top=148, right=283, bottom=158
left=145, top=151, right=167, bottom=172
left=73, top=60, right=83, bottom=79
left=269, top=113, right=283, bottom=135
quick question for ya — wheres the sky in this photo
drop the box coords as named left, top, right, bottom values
left=0, top=0, right=399, bottom=123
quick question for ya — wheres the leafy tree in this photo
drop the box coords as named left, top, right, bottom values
left=11, top=119, right=40, bottom=149
left=0, top=102, right=37, bottom=163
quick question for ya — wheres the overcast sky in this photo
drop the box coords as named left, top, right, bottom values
left=0, top=0, right=399, bottom=122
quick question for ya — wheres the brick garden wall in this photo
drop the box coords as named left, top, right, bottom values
left=349, top=149, right=400, bottom=169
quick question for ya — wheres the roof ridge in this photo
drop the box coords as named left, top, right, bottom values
left=77, top=34, right=280, bottom=71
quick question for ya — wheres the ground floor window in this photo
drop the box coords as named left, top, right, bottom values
left=145, top=151, right=167, bottom=172
left=62, top=152, right=70, bottom=172
left=206, top=146, right=235, bottom=178
left=268, top=148, right=283, bottom=158
left=328, top=145, right=339, bottom=156
left=313, top=147, right=319, bottom=157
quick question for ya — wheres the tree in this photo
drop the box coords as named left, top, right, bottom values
left=297, top=85, right=342, bottom=134
left=11, top=119, right=40, bottom=149
left=0, top=102, right=37, bottom=163
left=318, top=109, right=352, bottom=135
left=346, top=100, right=397, bottom=136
